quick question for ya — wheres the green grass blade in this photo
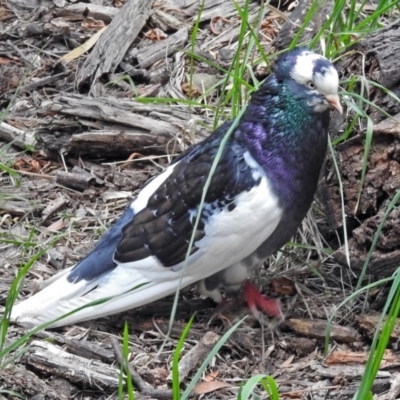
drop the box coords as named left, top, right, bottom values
left=324, top=276, right=394, bottom=354
left=354, top=116, right=373, bottom=213
left=172, top=314, right=195, bottom=400
left=0, top=246, right=52, bottom=357
left=181, top=316, right=247, bottom=399
left=188, top=0, right=205, bottom=100
left=123, top=322, right=135, bottom=400
left=0, top=389, right=25, bottom=398
left=239, top=374, right=280, bottom=400
left=355, top=268, right=400, bottom=399
left=328, top=138, right=350, bottom=268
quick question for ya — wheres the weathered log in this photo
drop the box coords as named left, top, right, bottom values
left=33, top=94, right=210, bottom=158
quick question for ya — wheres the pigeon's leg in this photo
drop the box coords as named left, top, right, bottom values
left=243, top=281, right=283, bottom=320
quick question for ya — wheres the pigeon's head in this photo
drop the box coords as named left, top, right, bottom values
left=275, top=48, right=342, bottom=114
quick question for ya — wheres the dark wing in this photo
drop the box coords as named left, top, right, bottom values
left=66, top=121, right=258, bottom=283
left=116, top=124, right=258, bottom=267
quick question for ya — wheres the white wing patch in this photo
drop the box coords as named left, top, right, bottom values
left=130, top=161, right=179, bottom=214
left=121, top=172, right=282, bottom=285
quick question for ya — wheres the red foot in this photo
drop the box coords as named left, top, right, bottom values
left=243, top=281, right=283, bottom=320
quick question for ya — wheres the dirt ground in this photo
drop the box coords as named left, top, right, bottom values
left=1, top=0, right=400, bottom=399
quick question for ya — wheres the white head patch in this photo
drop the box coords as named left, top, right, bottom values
left=290, top=51, right=339, bottom=96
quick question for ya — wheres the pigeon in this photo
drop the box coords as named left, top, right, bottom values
left=11, top=48, right=342, bottom=328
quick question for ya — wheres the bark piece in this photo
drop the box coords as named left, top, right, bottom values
left=323, top=153, right=400, bottom=275
left=335, top=20, right=400, bottom=124
left=287, top=318, right=360, bottom=343
left=10, top=0, right=49, bottom=9
left=331, top=378, right=391, bottom=398
left=279, top=336, right=317, bottom=357
left=77, top=0, right=154, bottom=87
left=374, top=112, right=400, bottom=135
left=48, top=95, right=185, bottom=133
left=318, top=23, right=400, bottom=277
left=379, top=373, right=400, bottom=400
left=27, top=340, right=120, bottom=390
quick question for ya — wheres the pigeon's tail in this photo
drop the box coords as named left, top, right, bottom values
left=10, top=265, right=190, bottom=329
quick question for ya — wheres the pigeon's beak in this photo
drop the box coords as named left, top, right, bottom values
left=325, top=94, right=343, bottom=114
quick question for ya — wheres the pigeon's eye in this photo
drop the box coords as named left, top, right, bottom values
left=307, top=81, right=316, bottom=89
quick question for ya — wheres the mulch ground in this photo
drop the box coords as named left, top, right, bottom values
left=1, top=0, right=400, bottom=399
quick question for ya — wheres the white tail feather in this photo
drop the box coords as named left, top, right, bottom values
left=11, top=265, right=195, bottom=328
